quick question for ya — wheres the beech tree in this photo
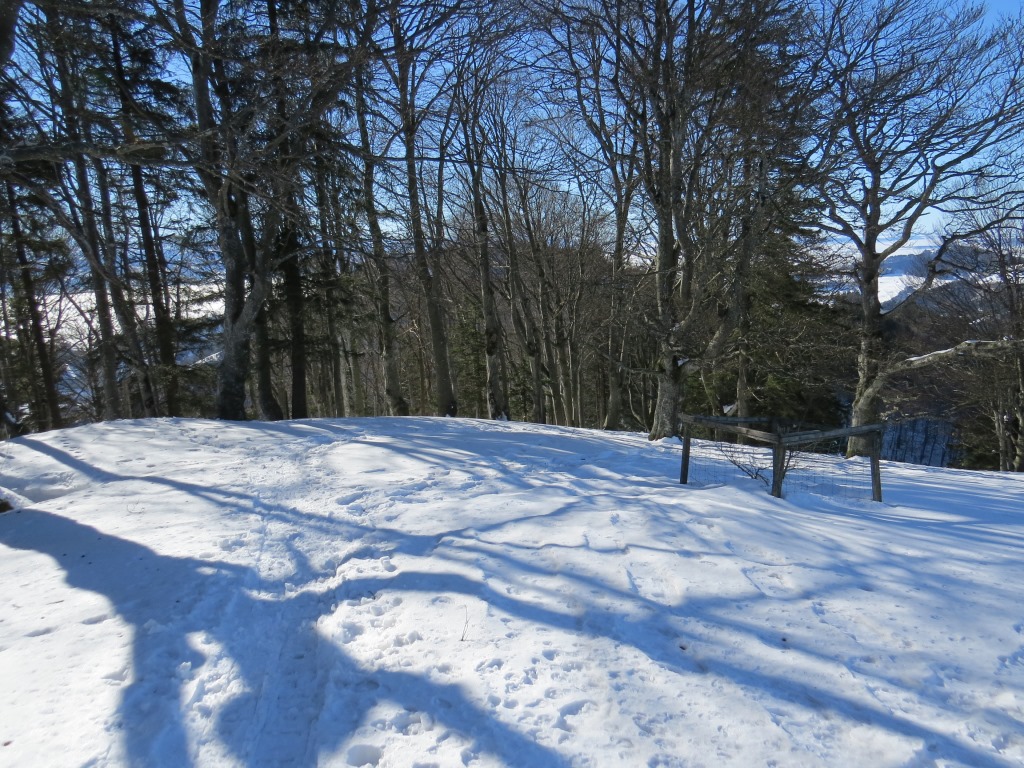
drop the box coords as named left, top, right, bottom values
left=809, top=0, right=1024, bottom=452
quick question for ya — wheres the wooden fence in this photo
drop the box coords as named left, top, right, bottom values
left=678, top=415, right=884, bottom=501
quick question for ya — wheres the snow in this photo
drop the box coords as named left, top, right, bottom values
left=1, top=417, right=1023, bottom=767
left=875, top=245, right=954, bottom=310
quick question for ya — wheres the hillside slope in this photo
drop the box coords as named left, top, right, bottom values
left=1, top=417, right=1022, bottom=767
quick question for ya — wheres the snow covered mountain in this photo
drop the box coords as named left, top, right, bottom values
left=1, top=417, right=1022, bottom=767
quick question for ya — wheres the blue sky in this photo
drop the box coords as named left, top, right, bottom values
left=986, top=0, right=1022, bottom=19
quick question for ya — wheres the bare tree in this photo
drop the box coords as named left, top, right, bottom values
left=542, top=0, right=818, bottom=438
left=354, top=62, right=411, bottom=416
left=451, top=14, right=519, bottom=421
left=931, top=206, right=1024, bottom=470
left=378, top=0, right=471, bottom=417
left=543, top=16, right=643, bottom=430
left=809, top=0, right=1024, bottom=452
left=483, top=80, right=551, bottom=424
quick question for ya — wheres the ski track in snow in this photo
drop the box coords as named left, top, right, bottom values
left=1, top=416, right=1023, bottom=767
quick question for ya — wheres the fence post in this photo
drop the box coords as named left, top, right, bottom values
left=870, top=429, right=883, bottom=502
left=680, top=431, right=691, bottom=485
left=771, top=438, right=785, bottom=498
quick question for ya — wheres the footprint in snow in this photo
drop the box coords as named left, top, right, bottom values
left=340, top=622, right=364, bottom=644
left=392, top=630, right=422, bottom=647
left=346, top=744, right=382, bottom=767
left=335, top=491, right=366, bottom=507
left=555, top=700, right=595, bottom=732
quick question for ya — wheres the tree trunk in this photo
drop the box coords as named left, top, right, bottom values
left=347, top=335, right=365, bottom=416
left=355, top=77, right=409, bottom=416
left=92, top=156, right=161, bottom=417
left=649, top=203, right=681, bottom=439
left=110, top=22, right=179, bottom=416
left=253, top=304, right=284, bottom=420
left=0, top=0, right=22, bottom=67
left=468, top=149, right=508, bottom=420
left=281, top=252, right=307, bottom=419
left=394, top=31, right=456, bottom=417
left=311, top=154, right=351, bottom=419
left=46, top=23, right=123, bottom=420
left=78, top=199, right=123, bottom=420
left=1013, top=356, right=1024, bottom=472
left=323, top=272, right=348, bottom=417
left=603, top=248, right=628, bottom=431
left=130, top=164, right=179, bottom=415
left=5, top=183, right=62, bottom=429
left=216, top=216, right=254, bottom=420
left=848, top=253, right=886, bottom=455
left=537, top=262, right=566, bottom=425
left=553, top=313, right=575, bottom=426
left=499, top=173, right=544, bottom=423
left=736, top=343, right=751, bottom=418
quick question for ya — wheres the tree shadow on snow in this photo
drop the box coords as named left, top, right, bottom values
left=4, top=423, right=1020, bottom=768
left=0, top=510, right=571, bottom=767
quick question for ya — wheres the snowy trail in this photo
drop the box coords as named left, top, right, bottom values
left=1, top=417, right=1023, bottom=767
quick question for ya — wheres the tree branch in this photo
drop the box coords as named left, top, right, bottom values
left=899, top=338, right=1024, bottom=372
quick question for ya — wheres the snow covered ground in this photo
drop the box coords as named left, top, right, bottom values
left=1, top=417, right=1022, bottom=767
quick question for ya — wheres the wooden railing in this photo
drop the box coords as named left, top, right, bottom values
left=678, top=415, right=884, bottom=501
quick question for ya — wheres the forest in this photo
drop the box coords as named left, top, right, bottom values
left=1, top=0, right=1022, bottom=470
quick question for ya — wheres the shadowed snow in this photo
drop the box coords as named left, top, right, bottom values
left=1, top=417, right=1022, bottom=767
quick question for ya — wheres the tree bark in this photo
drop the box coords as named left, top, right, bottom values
left=253, top=304, right=284, bottom=420
left=281, top=251, right=307, bottom=419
